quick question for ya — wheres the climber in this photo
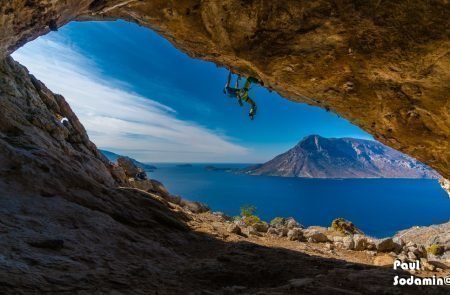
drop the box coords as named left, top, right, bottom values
left=60, top=117, right=70, bottom=128
left=238, top=76, right=258, bottom=120
left=223, top=70, right=258, bottom=120
left=55, top=114, right=70, bottom=128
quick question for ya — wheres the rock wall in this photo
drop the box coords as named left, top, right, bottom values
left=0, top=56, right=117, bottom=196
left=0, top=0, right=449, bottom=179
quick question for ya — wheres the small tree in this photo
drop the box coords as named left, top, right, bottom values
left=240, top=205, right=257, bottom=217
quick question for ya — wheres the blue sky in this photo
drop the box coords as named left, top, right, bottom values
left=13, top=21, right=371, bottom=163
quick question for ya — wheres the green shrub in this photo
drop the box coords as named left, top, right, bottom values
left=427, top=244, right=444, bottom=256
left=270, top=217, right=285, bottom=226
left=239, top=205, right=263, bottom=226
left=243, top=215, right=261, bottom=226
left=240, top=205, right=257, bottom=217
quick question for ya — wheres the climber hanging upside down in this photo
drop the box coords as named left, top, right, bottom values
left=223, top=70, right=259, bottom=120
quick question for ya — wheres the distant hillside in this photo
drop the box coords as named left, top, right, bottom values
left=100, top=150, right=157, bottom=171
left=244, top=135, right=439, bottom=179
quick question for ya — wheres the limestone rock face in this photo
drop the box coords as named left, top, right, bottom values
left=0, top=0, right=449, bottom=178
left=0, top=56, right=117, bottom=195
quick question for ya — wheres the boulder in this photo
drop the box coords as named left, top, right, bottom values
left=149, top=179, right=170, bottom=197
left=117, top=156, right=140, bottom=178
left=332, top=236, right=344, bottom=243
left=325, top=243, right=334, bottom=251
left=109, top=164, right=127, bottom=184
left=304, top=230, right=329, bottom=243
left=342, top=236, right=355, bottom=250
left=287, top=228, right=304, bottom=241
left=165, top=195, right=182, bottom=205
left=233, top=218, right=246, bottom=227
left=243, top=226, right=261, bottom=237
left=408, top=251, right=417, bottom=260
left=420, top=258, right=436, bottom=271
left=213, top=212, right=231, bottom=222
left=331, top=218, right=363, bottom=235
left=227, top=224, right=241, bottom=235
left=180, top=200, right=209, bottom=213
left=286, top=217, right=302, bottom=229
left=253, top=222, right=269, bottom=233
left=375, top=238, right=401, bottom=253
left=130, top=179, right=154, bottom=192
left=353, top=235, right=373, bottom=251
left=392, top=237, right=405, bottom=248
left=396, top=253, right=408, bottom=262
left=413, top=245, right=427, bottom=258
left=267, top=227, right=279, bottom=236
left=269, top=217, right=303, bottom=230
left=270, top=217, right=286, bottom=228
left=406, top=241, right=416, bottom=248
left=267, top=227, right=288, bottom=237
left=278, top=228, right=289, bottom=238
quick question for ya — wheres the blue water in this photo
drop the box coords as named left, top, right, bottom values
left=149, top=164, right=450, bottom=238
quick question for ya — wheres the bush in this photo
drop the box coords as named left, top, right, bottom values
left=427, top=244, right=444, bottom=256
left=331, top=218, right=362, bottom=235
left=240, top=205, right=257, bottom=217
left=270, top=217, right=285, bottom=226
left=243, top=215, right=261, bottom=226
left=239, top=205, right=264, bottom=226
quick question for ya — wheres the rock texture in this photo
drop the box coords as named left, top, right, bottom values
left=0, top=0, right=449, bottom=179
left=245, top=135, right=439, bottom=178
left=0, top=2, right=449, bottom=293
left=0, top=56, right=117, bottom=195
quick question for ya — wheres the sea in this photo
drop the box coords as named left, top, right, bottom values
left=149, top=163, right=450, bottom=238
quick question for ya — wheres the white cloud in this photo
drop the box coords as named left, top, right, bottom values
left=12, top=37, right=248, bottom=162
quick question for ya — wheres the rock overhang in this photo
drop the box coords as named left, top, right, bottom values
left=0, top=0, right=448, bottom=178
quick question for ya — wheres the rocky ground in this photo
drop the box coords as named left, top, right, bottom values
left=190, top=210, right=450, bottom=273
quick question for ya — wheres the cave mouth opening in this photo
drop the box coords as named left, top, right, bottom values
left=10, top=20, right=449, bottom=238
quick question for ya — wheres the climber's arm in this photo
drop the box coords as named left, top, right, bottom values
left=226, top=70, right=232, bottom=88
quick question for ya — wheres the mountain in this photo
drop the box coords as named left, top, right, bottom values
left=245, top=135, right=439, bottom=179
left=100, top=150, right=157, bottom=171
